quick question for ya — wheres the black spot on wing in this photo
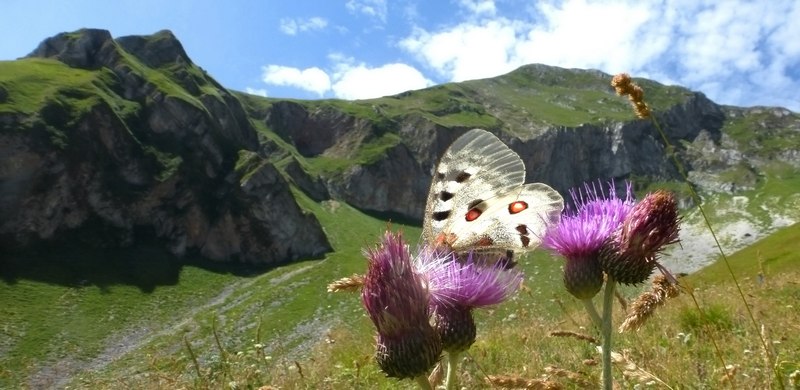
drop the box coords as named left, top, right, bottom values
left=467, top=199, right=484, bottom=209
left=515, top=224, right=528, bottom=235
left=432, top=210, right=451, bottom=221
left=455, top=171, right=471, bottom=183
left=439, top=191, right=455, bottom=201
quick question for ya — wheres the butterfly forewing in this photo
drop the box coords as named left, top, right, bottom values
left=423, top=129, right=526, bottom=244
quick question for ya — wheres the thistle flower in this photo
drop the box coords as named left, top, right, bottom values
left=542, top=182, right=634, bottom=299
left=599, top=190, right=680, bottom=285
left=418, top=249, right=523, bottom=353
left=361, top=231, right=441, bottom=379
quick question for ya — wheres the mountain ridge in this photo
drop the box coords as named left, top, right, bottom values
left=2, top=28, right=798, bottom=270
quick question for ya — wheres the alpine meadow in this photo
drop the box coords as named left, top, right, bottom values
left=1, top=29, right=799, bottom=389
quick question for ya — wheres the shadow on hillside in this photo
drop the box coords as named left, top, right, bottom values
left=354, top=207, right=423, bottom=229
left=0, top=240, right=273, bottom=293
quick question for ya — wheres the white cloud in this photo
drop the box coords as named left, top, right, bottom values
left=399, top=0, right=800, bottom=111
left=261, top=65, right=331, bottom=97
left=332, top=63, right=433, bottom=99
left=279, top=17, right=328, bottom=35
left=346, top=0, right=388, bottom=23
left=457, top=0, right=496, bottom=16
left=260, top=59, right=431, bottom=100
left=400, top=20, right=522, bottom=81
left=245, top=87, right=268, bottom=97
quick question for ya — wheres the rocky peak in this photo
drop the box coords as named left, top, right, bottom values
left=115, top=30, right=191, bottom=69
left=26, top=28, right=119, bottom=69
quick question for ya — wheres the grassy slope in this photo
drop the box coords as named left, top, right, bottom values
left=66, top=212, right=799, bottom=389
left=2, top=53, right=799, bottom=388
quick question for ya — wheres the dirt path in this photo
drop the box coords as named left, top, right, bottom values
left=27, top=265, right=315, bottom=389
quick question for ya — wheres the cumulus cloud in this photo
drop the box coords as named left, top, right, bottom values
left=345, top=0, right=388, bottom=23
left=245, top=87, right=268, bottom=97
left=261, top=65, right=331, bottom=97
left=331, top=62, right=433, bottom=99
left=260, top=59, right=431, bottom=100
left=279, top=17, right=328, bottom=35
left=399, top=0, right=800, bottom=110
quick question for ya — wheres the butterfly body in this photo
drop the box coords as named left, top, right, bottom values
left=422, top=129, right=564, bottom=257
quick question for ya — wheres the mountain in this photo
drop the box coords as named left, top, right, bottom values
left=0, top=29, right=331, bottom=266
left=2, top=29, right=799, bottom=270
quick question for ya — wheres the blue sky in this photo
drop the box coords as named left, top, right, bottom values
left=2, top=0, right=799, bottom=111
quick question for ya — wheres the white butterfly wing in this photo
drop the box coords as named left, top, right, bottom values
left=422, top=129, right=525, bottom=244
left=447, top=183, right=564, bottom=252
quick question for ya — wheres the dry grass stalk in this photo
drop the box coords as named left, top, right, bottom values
left=611, top=73, right=651, bottom=119
left=544, top=366, right=596, bottom=388
left=486, top=375, right=563, bottom=389
left=326, top=273, right=365, bottom=292
left=428, top=361, right=444, bottom=388
left=615, top=290, right=629, bottom=313
left=549, top=330, right=598, bottom=344
left=619, top=275, right=680, bottom=332
left=760, top=323, right=775, bottom=386
left=603, top=347, right=671, bottom=388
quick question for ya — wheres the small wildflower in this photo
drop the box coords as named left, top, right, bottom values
left=599, top=190, right=680, bottom=285
left=361, top=231, right=441, bottom=379
left=542, top=182, right=634, bottom=299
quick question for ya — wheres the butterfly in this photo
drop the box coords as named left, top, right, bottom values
left=421, top=129, right=564, bottom=261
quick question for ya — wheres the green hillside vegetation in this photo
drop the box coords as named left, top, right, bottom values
left=2, top=42, right=799, bottom=388
left=61, top=212, right=799, bottom=389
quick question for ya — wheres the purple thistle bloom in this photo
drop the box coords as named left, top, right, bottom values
left=416, top=248, right=523, bottom=353
left=542, top=181, right=635, bottom=299
left=361, top=231, right=441, bottom=379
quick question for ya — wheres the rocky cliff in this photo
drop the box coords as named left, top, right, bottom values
left=256, top=71, right=798, bottom=221
left=3, top=29, right=798, bottom=269
left=0, top=29, right=331, bottom=264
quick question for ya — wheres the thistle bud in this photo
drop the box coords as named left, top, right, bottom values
left=599, top=190, right=680, bottom=285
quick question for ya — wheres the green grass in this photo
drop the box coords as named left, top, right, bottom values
left=0, top=248, right=239, bottom=388
left=687, top=222, right=800, bottom=285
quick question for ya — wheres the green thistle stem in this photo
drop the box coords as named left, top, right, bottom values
left=582, top=298, right=602, bottom=330
left=601, top=276, right=616, bottom=390
left=445, top=351, right=461, bottom=390
left=414, top=374, right=433, bottom=390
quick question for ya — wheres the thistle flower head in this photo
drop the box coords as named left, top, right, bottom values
left=361, top=231, right=441, bottom=379
left=418, top=249, right=523, bottom=310
left=416, top=248, right=523, bottom=353
left=542, top=181, right=634, bottom=299
left=542, top=182, right=634, bottom=258
left=600, top=190, right=681, bottom=285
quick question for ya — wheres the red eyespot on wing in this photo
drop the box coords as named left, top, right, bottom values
left=508, top=201, right=528, bottom=214
left=465, top=208, right=482, bottom=221
left=475, top=236, right=494, bottom=247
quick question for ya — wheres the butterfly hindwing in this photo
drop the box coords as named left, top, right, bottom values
left=446, top=183, right=564, bottom=251
left=422, top=129, right=525, bottom=244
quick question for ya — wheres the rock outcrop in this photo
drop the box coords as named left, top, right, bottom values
left=1, top=29, right=331, bottom=264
